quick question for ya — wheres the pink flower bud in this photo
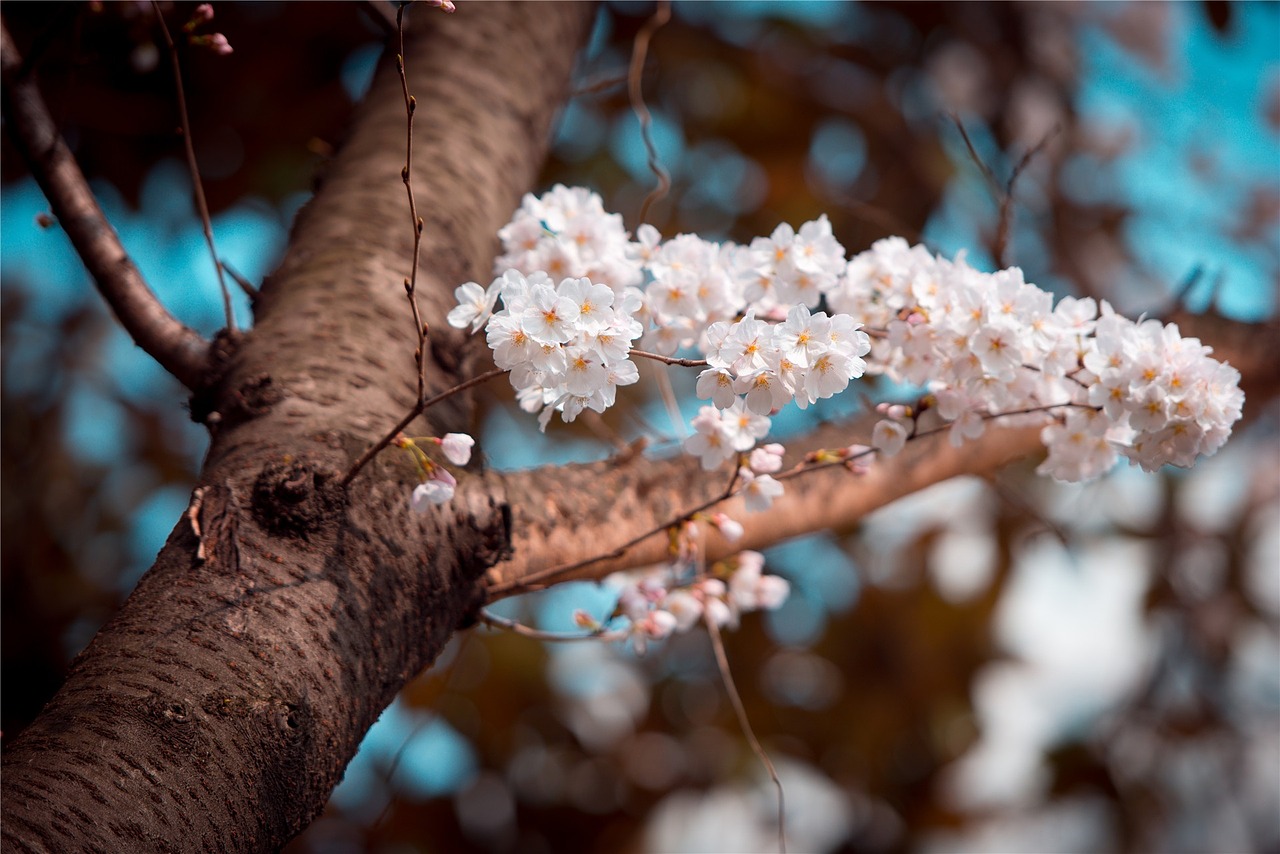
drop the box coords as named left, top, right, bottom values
left=439, top=433, right=475, bottom=466
left=710, top=513, right=744, bottom=543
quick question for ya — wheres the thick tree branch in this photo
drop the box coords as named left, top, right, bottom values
left=483, top=416, right=1046, bottom=598
left=0, top=20, right=213, bottom=391
left=0, top=5, right=597, bottom=851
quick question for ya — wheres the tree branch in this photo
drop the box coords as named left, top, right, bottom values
left=483, top=415, right=1046, bottom=598
left=0, top=20, right=213, bottom=391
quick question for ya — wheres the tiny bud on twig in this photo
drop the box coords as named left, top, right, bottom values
left=184, top=3, right=214, bottom=32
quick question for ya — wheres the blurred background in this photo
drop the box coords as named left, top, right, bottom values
left=2, top=2, right=1278, bottom=852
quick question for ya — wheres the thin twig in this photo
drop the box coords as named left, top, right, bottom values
left=984, top=473, right=1071, bottom=548
left=706, top=615, right=786, bottom=853
left=838, top=198, right=928, bottom=248
left=631, top=348, right=708, bottom=368
left=341, top=368, right=508, bottom=487
left=652, top=361, right=688, bottom=440
left=396, top=4, right=429, bottom=403
left=359, top=0, right=399, bottom=36
left=572, top=70, right=629, bottom=97
left=153, top=1, right=235, bottom=333
left=1170, top=265, right=1204, bottom=311
left=947, top=113, right=1059, bottom=269
left=477, top=609, right=627, bottom=643
left=628, top=0, right=672, bottom=224
left=947, top=113, right=1001, bottom=196
left=0, top=22, right=211, bottom=390
left=995, top=123, right=1060, bottom=267
left=221, top=259, right=259, bottom=299
left=371, top=632, right=472, bottom=832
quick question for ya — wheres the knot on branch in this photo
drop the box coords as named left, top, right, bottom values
left=252, top=459, right=343, bottom=538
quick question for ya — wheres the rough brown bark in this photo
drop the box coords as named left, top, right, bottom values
left=1, top=5, right=594, bottom=851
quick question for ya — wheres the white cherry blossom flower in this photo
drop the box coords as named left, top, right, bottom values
left=872, top=419, right=909, bottom=457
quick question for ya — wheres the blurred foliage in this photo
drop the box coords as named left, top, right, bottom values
left=2, top=2, right=1277, bottom=853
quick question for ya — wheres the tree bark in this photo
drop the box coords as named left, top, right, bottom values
left=1, top=5, right=594, bottom=851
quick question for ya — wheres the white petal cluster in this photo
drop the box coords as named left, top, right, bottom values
left=606, top=551, right=789, bottom=654
left=683, top=401, right=771, bottom=470
left=450, top=189, right=1243, bottom=482
left=829, top=238, right=1244, bottom=481
left=700, top=304, right=871, bottom=416
left=479, top=270, right=643, bottom=428
left=495, top=184, right=643, bottom=292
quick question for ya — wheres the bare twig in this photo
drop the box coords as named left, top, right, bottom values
left=153, top=1, right=236, bottom=333
left=572, top=70, right=629, bottom=97
left=948, top=114, right=1002, bottom=196
left=631, top=348, right=708, bottom=368
left=628, top=0, right=672, bottom=224
left=706, top=615, right=786, bottom=853
left=985, top=473, right=1071, bottom=548
left=358, top=0, right=399, bottom=36
left=477, top=609, right=626, bottom=643
left=396, top=4, right=430, bottom=403
left=947, top=113, right=1060, bottom=268
left=221, top=259, right=259, bottom=299
left=0, top=21, right=212, bottom=390
left=372, top=633, right=472, bottom=832
left=838, top=198, right=928, bottom=248
left=1171, top=265, right=1205, bottom=310
left=651, top=361, right=688, bottom=440
left=341, top=368, right=507, bottom=487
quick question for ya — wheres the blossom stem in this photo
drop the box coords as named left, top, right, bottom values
left=476, top=608, right=625, bottom=643
left=630, top=349, right=709, bottom=368
left=706, top=615, right=786, bottom=853
left=152, top=1, right=235, bottom=333
left=396, top=5, right=429, bottom=404
left=341, top=368, right=507, bottom=487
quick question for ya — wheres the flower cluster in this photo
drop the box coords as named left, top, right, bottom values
left=697, top=304, right=871, bottom=417
left=495, top=185, right=643, bottom=294
left=456, top=270, right=645, bottom=428
left=1047, top=306, right=1244, bottom=478
left=449, top=187, right=1243, bottom=484
left=594, top=551, right=790, bottom=654
left=455, top=186, right=872, bottom=450
left=829, top=237, right=1243, bottom=481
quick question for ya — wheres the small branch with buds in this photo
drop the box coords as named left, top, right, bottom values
left=153, top=1, right=236, bottom=333
left=628, top=0, right=672, bottom=224
left=948, top=113, right=1060, bottom=268
left=396, top=4, right=430, bottom=404
left=341, top=368, right=506, bottom=487
left=476, top=608, right=627, bottom=643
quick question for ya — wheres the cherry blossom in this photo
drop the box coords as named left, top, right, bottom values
left=446, top=185, right=1243, bottom=486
